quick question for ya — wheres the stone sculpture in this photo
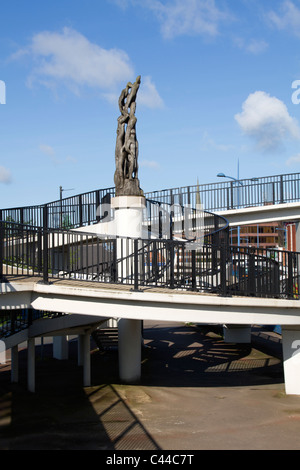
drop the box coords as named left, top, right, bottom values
left=114, top=75, right=143, bottom=196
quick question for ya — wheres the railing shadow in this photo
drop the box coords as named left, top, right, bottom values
left=0, top=323, right=284, bottom=450
left=0, top=342, right=160, bottom=450
left=140, top=324, right=283, bottom=388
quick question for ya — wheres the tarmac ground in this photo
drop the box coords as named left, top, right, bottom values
left=1, top=321, right=300, bottom=451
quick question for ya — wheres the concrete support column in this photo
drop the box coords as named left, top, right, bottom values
left=111, top=196, right=145, bottom=384
left=82, top=333, right=91, bottom=387
left=11, top=345, right=19, bottom=383
left=53, top=335, right=68, bottom=360
left=27, top=338, right=35, bottom=393
left=118, top=318, right=142, bottom=383
left=0, top=339, right=6, bottom=364
left=282, top=326, right=300, bottom=395
left=223, top=324, right=251, bottom=343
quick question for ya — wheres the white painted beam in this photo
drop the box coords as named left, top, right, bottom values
left=215, top=202, right=300, bottom=226
left=1, top=280, right=300, bottom=327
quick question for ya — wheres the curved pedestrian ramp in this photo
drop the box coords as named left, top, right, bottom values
left=1, top=175, right=300, bottom=396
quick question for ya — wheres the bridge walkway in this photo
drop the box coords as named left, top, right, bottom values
left=1, top=271, right=300, bottom=394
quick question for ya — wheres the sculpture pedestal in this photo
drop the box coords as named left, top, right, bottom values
left=111, top=195, right=146, bottom=238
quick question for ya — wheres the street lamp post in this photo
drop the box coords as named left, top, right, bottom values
left=217, top=169, right=258, bottom=247
left=217, top=172, right=243, bottom=246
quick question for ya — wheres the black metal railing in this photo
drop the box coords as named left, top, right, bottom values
left=146, top=172, right=300, bottom=212
left=0, top=187, right=115, bottom=230
left=144, top=198, right=229, bottom=242
left=122, top=240, right=299, bottom=299
left=1, top=172, right=300, bottom=230
left=0, top=309, right=65, bottom=339
left=0, top=221, right=298, bottom=300
left=0, top=221, right=116, bottom=284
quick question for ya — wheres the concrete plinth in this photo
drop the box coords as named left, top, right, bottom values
left=223, top=324, right=251, bottom=343
left=282, top=326, right=300, bottom=395
left=111, top=196, right=146, bottom=238
left=118, top=318, right=142, bottom=383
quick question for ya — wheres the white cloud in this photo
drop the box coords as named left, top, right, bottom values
left=39, top=144, right=77, bottom=165
left=201, top=131, right=234, bottom=152
left=13, top=27, right=134, bottom=93
left=12, top=27, right=164, bottom=108
left=39, top=144, right=55, bottom=156
left=140, top=159, right=160, bottom=169
left=102, top=75, right=164, bottom=109
left=286, top=153, right=300, bottom=166
left=139, top=76, right=164, bottom=108
left=113, top=0, right=231, bottom=39
left=268, top=0, right=300, bottom=37
left=235, top=91, right=300, bottom=152
left=0, top=166, right=12, bottom=184
left=237, top=38, right=268, bottom=54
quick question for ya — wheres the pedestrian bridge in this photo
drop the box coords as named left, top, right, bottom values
left=215, top=201, right=300, bottom=227
left=1, top=273, right=300, bottom=395
left=2, top=172, right=300, bottom=395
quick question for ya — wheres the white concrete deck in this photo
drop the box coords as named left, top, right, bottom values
left=1, top=277, right=300, bottom=326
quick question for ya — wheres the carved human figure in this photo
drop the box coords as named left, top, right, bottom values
left=124, top=75, right=141, bottom=112
left=114, top=75, right=142, bottom=196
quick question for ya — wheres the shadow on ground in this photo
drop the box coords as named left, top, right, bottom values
left=140, top=323, right=283, bottom=388
left=0, top=323, right=284, bottom=450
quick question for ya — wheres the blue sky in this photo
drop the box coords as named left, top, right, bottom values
left=2, top=0, right=300, bottom=208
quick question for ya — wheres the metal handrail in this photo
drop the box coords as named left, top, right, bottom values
left=1, top=172, right=300, bottom=228
left=0, top=220, right=298, bottom=300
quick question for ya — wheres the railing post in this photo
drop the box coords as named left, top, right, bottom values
left=220, top=244, right=227, bottom=296
left=248, top=250, right=255, bottom=296
left=153, top=241, right=158, bottom=283
left=0, top=221, right=3, bottom=281
left=280, top=175, right=284, bottom=204
left=96, top=191, right=100, bottom=222
left=169, top=242, right=174, bottom=289
left=20, top=207, right=24, bottom=225
left=112, top=238, right=117, bottom=283
left=191, top=248, right=196, bottom=291
left=43, top=205, right=49, bottom=284
left=230, top=181, right=234, bottom=209
left=78, top=194, right=83, bottom=227
left=226, top=187, right=230, bottom=210
left=287, top=252, right=293, bottom=298
left=159, top=205, right=162, bottom=239
left=134, top=238, right=139, bottom=291
left=273, top=259, right=280, bottom=297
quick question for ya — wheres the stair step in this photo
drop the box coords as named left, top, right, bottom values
left=92, top=328, right=118, bottom=350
